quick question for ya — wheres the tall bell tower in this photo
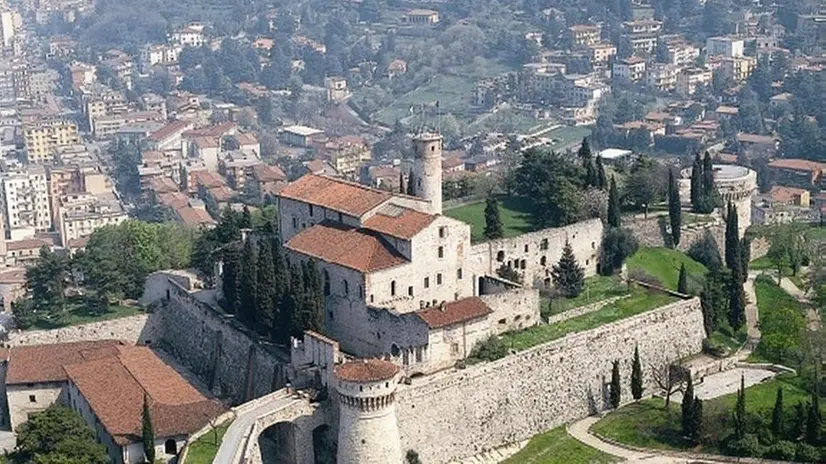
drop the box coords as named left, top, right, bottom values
left=412, top=132, right=443, bottom=215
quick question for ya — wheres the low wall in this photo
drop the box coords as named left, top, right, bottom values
left=395, top=297, right=706, bottom=463
left=6, top=313, right=160, bottom=347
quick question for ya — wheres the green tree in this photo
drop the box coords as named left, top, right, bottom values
left=610, top=360, right=621, bottom=409
left=690, top=152, right=702, bottom=207
left=805, top=392, right=821, bottom=445
left=677, top=263, right=688, bottom=294
left=625, top=156, right=667, bottom=215
left=688, top=397, right=703, bottom=444
left=793, top=401, right=807, bottom=441
left=12, top=405, right=108, bottom=464
left=728, top=266, right=746, bottom=332
left=595, top=155, right=607, bottom=189
left=514, top=148, right=585, bottom=227
left=256, top=238, right=277, bottom=336
left=668, top=170, right=681, bottom=247
left=303, top=260, right=324, bottom=334
left=599, top=227, right=638, bottom=276
left=483, top=195, right=504, bottom=240
left=771, top=387, right=784, bottom=437
left=607, top=176, right=621, bottom=228
left=682, top=373, right=694, bottom=436
left=238, top=238, right=257, bottom=324
left=406, top=171, right=416, bottom=196
left=221, top=243, right=241, bottom=314
left=725, top=202, right=740, bottom=273
left=26, top=247, right=70, bottom=320
left=551, top=241, right=585, bottom=298
left=496, top=264, right=522, bottom=284
left=142, top=394, right=155, bottom=463
left=286, top=264, right=305, bottom=338
left=694, top=151, right=718, bottom=214
left=733, top=374, right=747, bottom=439
left=11, top=299, right=36, bottom=330
left=739, top=237, right=751, bottom=283
left=406, top=450, right=422, bottom=464
left=688, top=231, right=723, bottom=271
left=631, top=345, right=643, bottom=400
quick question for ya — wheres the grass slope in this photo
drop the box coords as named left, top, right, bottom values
left=445, top=196, right=536, bottom=242
left=183, top=421, right=232, bottom=464
left=626, top=247, right=708, bottom=291
left=31, top=302, right=143, bottom=330
left=502, top=426, right=618, bottom=464
left=544, top=275, right=629, bottom=317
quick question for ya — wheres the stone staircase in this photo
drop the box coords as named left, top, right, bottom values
left=449, top=440, right=529, bottom=464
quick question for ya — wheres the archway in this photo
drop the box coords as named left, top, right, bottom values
left=164, top=439, right=177, bottom=455
left=259, top=422, right=297, bottom=464
left=312, top=424, right=336, bottom=464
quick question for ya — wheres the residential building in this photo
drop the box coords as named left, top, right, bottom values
left=325, top=76, right=350, bottom=102
left=645, top=63, right=678, bottom=92
left=281, top=125, right=324, bottom=147
left=587, top=43, right=617, bottom=66
left=719, top=56, right=756, bottom=82
left=624, top=34, right=658, bottom=55
left=219, top=149, right=262, bottom=190
left=666, top=42, right=700, bottom=66
left=0, top=9, right=16, bottom=48
left=403, top=9, right=440, bottom=25
left=676, top=67, right=712, bottom=96
left=622, top=19, right=662, bottom=35
left=326, top=136, right=372, bottom=176
left=767, top=159, right=826, bottom=188
left=569, top=24, right=601, bottom=46
left=56, top=193, right=128, bottom=247
left=706, top=36, right=745, bottom=58
left=0, top=167, right=52, bottom=238
left=148, top=120, right=193, bottom=151
left=171, top=23, right=205, bottom=47
left=613, top=57, right=646, bottom=83
left=23, top=115, right=80, bottom=164
left=736, top=133, right=779, bottom=157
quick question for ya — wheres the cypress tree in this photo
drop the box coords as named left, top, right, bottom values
left=221, top=243, right=241, bottom=314
left=688, top=397, right=703, bottom=443
left=238, top=237, right=257, bottom=325
left=698, top=151, right=717, bottom=213
left=241, top=205, right=252, bottom=229
left=608, top=175, right=621, bottom=228
left=700, top=280, right=717, bottom=336
left=595, top=155, right=607, bottom=189
left=725, top=201, right=740, bottom=273
left=690, top=152, right=701, bottom=208
left=255, top=238, right=276, bottom=336
left=733, top=374, right=747, bottom=439
left=483, top=194, right=504, bottom=240
left=406, top=171, right=416, bottom=196
left=272, top=235, right=288, bottom=340
left=578, top=137, right=592, bottom=164
left=551, top=240, right=585, bottom=298
left=806, top=391, right=821, bottom=445
left=677, top=263, right=688, bottom=294
left=668, top=169, right=681, bottom=247
left=771, top=387, right=784, bottom=437
left=739, top=237, right=750, bottom=283
left=793, top=401, right=807, bottom=440
left=304, top=260, right=325, bottom=333
left=631, top=345, right=643, bottom=401
left=399, top=171, right=405, bottom=193
left=585, top=159, right=598, bottom=188
left=580, top=137, right=596, bottom=187
left=286, top=264, right=305, bottom=339
left=729, top=266, right=746, bottom=332
left=142, top=394, right=155, bottom=463
left=682, top=373, right=695, bottom=436
left=610, top=360, right=621, bottom=408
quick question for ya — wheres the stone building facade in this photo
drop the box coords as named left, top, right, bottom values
left=679, top=164, right=757, bottom=237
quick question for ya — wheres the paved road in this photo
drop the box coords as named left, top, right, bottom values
left=213, top=391, right=297, bottom=464
left=743, top=272, right=761, bottom=349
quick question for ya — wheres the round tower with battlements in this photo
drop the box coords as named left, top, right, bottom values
left=335, top=359, right=402, bottom=464
left=412, top=132, right=443, bottom=215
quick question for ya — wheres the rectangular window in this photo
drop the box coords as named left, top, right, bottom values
left=29, top=395, right=36, bottom=403
left=408, top=286, right=413, bottom=296
left=437, top=273, right=443, bottom=285
left=450, top=343, right=459, bottom=355
left=457, top=268, right=463, bottom=280
left=391, top=281, right=396, bottom=296
left=424, top=277, right=430, bottom=288
left=309, top=204, right=314, bottom=217
left=292, top=217, right=297, bottom=229
left=438, top=246, right=444, bottom=258
left=439, top=226, right=446, bottom=238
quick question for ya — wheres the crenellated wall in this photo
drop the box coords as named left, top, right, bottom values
left=394, top=297, right=706, bottom=463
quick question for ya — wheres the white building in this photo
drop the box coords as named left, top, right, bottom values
left=676, top=67, right=712, bottom=96
left=0, top=168, right=52, bottom=238
left=171, top=24, right=205, bottom=48
left=706, top=36, right=745, bottom=58
left=613, top=57, right=647, bottom=82
left=55, top=193, right=128, bottom=248
left=646, top=63, right=678, bottom=92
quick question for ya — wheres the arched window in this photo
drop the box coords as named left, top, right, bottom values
left=323, top=270, right=330, bottom=296
left=164, top=439, right=177, bottom=455
left=496, top=251, right=505, bottom=262
left=343, top=279, right=349, bottom=296
left=540, top=256, right=547, bottom=266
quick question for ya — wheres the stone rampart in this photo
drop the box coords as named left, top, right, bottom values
left=546, top=295, right=628, bottom=325
left=6, top=313, right=161, bottom=347
left=628, top=214, right=728, bottom=257
left=395, top=297, right=706, bottom=463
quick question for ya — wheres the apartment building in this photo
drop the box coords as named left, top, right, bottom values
left=677, top=67, right=712, bottom=96
left=23, top=115, right=80, bottom=164
left=719, top=56, right=756, bottom=82
left=56, top=193, right=127, bottom=247
left=0, top=167, right=52, bottom=238
left=219, top=149, right=262, bottom=190
left=587, top=43, right=617, bottom=66
left=646, top=63, right=678, bottom=92
left=171, top=23, right=206, bottom=47
left=624, top=34, right=658, bottom=54
left=622, top=19, right=662, bottom=35
left=706, top=36, right=744, bottom=58
left=569, top=24, right=601, bottom=46
left=613, top=57, right=647, bottom=83
left=326, top=136, right=372, bottom=176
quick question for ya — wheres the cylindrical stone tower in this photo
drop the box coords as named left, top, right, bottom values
left=412, top=132, right=443, bottom=215
left=335, top=359, right=402, bottom=464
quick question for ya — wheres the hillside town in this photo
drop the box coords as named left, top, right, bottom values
left=0, top=0, right=820, bottom=463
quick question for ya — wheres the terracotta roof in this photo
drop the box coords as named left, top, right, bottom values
left=768, top=159, right=826, bottom=172
left=335, top=359, right=399, bottom=383
left=157, top=192, right=190, bottom=209
left=64, top=346, right=225, bottom=445
left=191, top=170, right=226, bottom=188
left=68, top=236, right=90, bottom=250
left=191, top=136, right=219, bottom=149
left=6, top=238, right=51, bottom=252
left=177, top=207, right=216, bottom=226
left=0, top=268, right=26, bottom=284
left=286, top=222, right=407, bottom=273
left=149, top=120, right=191, bottom=142
left=6, top=340, right=123, bottom=385
left=278, top=174, right=391, bottom=217
left=737, top=133, right=778, bottom=145
left=183, top=122, right=237, bottom=138
left=149, top=177, right=179, bottom=194
left=363, top=205, right=436, bottom=240
left=769, top=186, right=809, bottom=203
left=416, top=297, right=493, bottom=329
left=207, top=186, right=235, bottom=202
left=233, top=132, right=258, bottom=146
left=252, top=164, right=286, bottom=183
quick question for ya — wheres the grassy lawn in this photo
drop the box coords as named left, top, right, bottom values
left=543, top=126, right=592, bottom=151
left=544, top=275, right=629, bottom=317
left=591, top=374, right=815, bottom=455
left=626, top=247, right=708, bottom=291
left=747, top=275, right=808, bottom=365
left=183, top=421, right=232, bottom=464
left=754, top=275, right=804, bottom=313
left=502, top=285, right=676, bottom=352
left=373, top=74, right=477, bottom=126
left=683, top=213, right=715, bottom=226
left=707, top=323, right=748, bottom=355
left=501, top=426, right=618, bottom=464
left=31, top=300, right=144, bottom=330
left=445, top=196, right=536, bottom=242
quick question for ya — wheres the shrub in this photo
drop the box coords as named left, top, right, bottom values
left=688, top=231, right=723, bottom=270
left=795, top=442, right=820, bottom=462
left=702, top=338, right=728, bottom=358
left=599, top=227, right=639, bottom=276
left=468, top=336, right=508, bottom=363
left=766, top=441, right=796, bottom=460
left=726, top=433, right=762, bottom=457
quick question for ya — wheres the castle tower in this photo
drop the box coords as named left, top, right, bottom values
left=412, top=132, right=443, bottom=215
left=336, top=359, right=402, bottom=464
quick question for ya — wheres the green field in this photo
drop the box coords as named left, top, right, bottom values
left=627, top=247, right=708, bottom=291
left=544, top=275, right=629, bottom=317
left=501, top=285, right=676, bottom=351
left=183, top=421, right=232, bottom=464
left=445, top=196, right=536, bottom=242
left=502, top=426, right=618, bottom=464
left=591, top=374, right=816, bottom=455
left=747, top=275, right=808, bottom=365
left=541, top=126, right=593, bottom=151
left=31, top=301, right=144, bottom=330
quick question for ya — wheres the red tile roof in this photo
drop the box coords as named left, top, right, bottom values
left=191, top=136, right=219, bottom=149
left=278, top=174, right=391, bottom=217
left=183, top=122, right=237, bottom=138
left=252, top=164, right=287, bottom=183
left=416, top=297, right=493, bottom=329
left=157, top=192, right=190, bottom=209
left=191, top=170, right=226, bottom=188
left=207, top=186, right=235, bottom=202
left=768, top=158, right=826, bottom=173
left=363, top=206, right=436, bottom=240
left=769, top=186, right=809, bottom=203
left=149, top=120, right=192, bottom=142
left=233, top=132, right=258, bottom=146
left=286, top=222, right=407, bottom=273
left=6, top=238, right=51, bottom=252
left=7, top=340, right=123, bottom=385
left=64, top=345, right=225, bottom=445
left=177, top=207, right=216, bottom=226
left=335, top=359, right=399, bottom=383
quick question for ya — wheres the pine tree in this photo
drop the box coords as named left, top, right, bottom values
left=595, top=155, right=607, bottom=189
left=406, top=171, right=416, bottom=196
left=688, top=397, right=703, bottom=444
left=255, top=238, right=276, bottom=336
left=728, top=266, right=746, bottom=332
left=677, top=263, right=688, bottom=294
left=806, top=391, right=821, bottom=445
left=610, top=360, right=621, bottom=408
left=682, top=373, right=694, bottom=436
left=733, top=374, right=747, bottom=439
left=668, top=170, right=682, bottom=247
left=221, top=244, right=241, bottom=314
left=725, top=201, right=740, bottom=273
left=238, top=237, right=257, bottom=324
left=631, top=345, right=643, bottom=400
left=771, top=387, right=784, bottom=437
left=483, top=194, right=504, bottom=240
left=551, top=240, right=585, bottom=298
left=142, top=394, right=155, bottom=463
left=608, top=176, right=621, bottom=228
left=690, top=152, right=701, bottom=207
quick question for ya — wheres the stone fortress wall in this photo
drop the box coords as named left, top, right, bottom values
left=6, top=313, right=161, bottom=346
left=395, top=297, right=706, bottom=463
